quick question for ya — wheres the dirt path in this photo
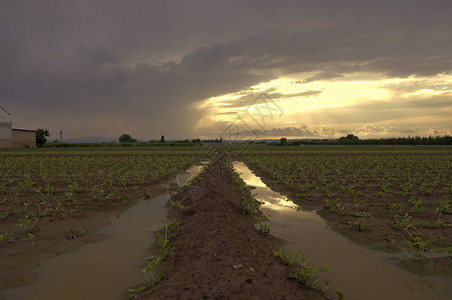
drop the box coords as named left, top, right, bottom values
left=139, top=155, right=324, bottom=299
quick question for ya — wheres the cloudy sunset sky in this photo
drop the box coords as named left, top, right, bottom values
left=2, top=0, right=451, bottom=140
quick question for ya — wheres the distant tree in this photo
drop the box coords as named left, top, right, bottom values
left=280, top=137, right=287, bottom=145
left=338, top=134, right=359, bottom=144
left=160, top=135, right=165, bottom=142
left=119, top=133, right=137, bottom=143
left=36, top=128, right=50, bottom=147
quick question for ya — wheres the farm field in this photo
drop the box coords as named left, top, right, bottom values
left=241, top=146, right=452, bottom=276
left=1, top=145, right=451, bottom=298
left=0, top=147, right=206, bottom=290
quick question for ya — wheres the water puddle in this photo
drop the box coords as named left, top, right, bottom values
left=233, top=161, right=452, bottom=300
left=1, top=163, right=206, bottom=300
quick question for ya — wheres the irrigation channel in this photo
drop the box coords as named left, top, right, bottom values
left=1, top=163, right=207, bottom=300
left=233, top=161, right=452, bottom=300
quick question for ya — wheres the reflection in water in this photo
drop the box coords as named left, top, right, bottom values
left=1, top=164, right=205, bottom=300
left=233, top=161, right=452, bottom=300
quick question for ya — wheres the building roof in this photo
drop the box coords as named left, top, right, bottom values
left=12, top=127, right=37, bottom=132
left=0, top=106, right=11, bottom=115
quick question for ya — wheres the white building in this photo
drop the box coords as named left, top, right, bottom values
left=0, top=107, right=12, bottom=148
left=0, top=107, right=36, bottom=148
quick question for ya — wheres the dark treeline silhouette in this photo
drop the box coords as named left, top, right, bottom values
left=273, top=134, right=452, bottom=146
left=201, top=138, right=223, bottom=144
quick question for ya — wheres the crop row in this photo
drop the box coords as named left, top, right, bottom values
left=0, top=153, right=200, bottom=246
left=244, top=152, right=452, bottom=264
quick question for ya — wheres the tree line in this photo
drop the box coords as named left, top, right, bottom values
left=275, top=134, right=452, bottom=146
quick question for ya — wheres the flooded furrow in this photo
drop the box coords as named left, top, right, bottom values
left=233, top=161, right=452, bottom=300
left=1, top=164, right=206, bottom=300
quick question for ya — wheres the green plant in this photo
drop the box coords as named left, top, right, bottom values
left=388, top=201, right=405, bottom=223
left=392, top=215, right=412, bottom=231
left=144, top=188, right=153, bottom=199
left=325, top=198, right=339, bottom=212
left=132, top=255, right=163, bottom=296
left=18, top=218, right=39, bottom=235
left=274, top=249, right=300, bottom=266
left=274, top=249, right=332, bottom=293
left=408, top=197, right=424, bottom=214
left=337, top=204, right=348, bottom=217
left=352, top=210, right=371, bottom=218
left=436, top=197, right=451, bottom=214
left=402, top=232, right=434, bottom=267
left=24, top=232, right=35, bottom=247
left=353, top=198, right=366, bottom=210
left=106, top=191, right=121, bottom=201
left=258, top=222, right=270, bottom=234
left=420, top=182, right=434, bottom=195
left=0, top=232, right=7, bottom=245
left=170, top=200, right=184, bottom=209
left=385, top=236, right=397, bottom=244
left=349, top=218, right=367, bottom=231
left=89, top=185, right=104, bottom=202
left=336, top=288, right=345, bottom=300
left=322, top=186, right=334, bottom=199
left=441, top=247, right=452, bottom=254
left=227, top=158, right=262, bottom=218
left=129, top=218, right=180, bottom=298
left=399, top=183, right=412, bottom=197
left=68, top=228, right=87, bottom=240
left=157, top=219, right=179, bottom=258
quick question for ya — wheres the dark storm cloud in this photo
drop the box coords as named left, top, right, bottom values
left=1, top=0, right=451, bottom=138
left=215, top=89, right=322, bottom=109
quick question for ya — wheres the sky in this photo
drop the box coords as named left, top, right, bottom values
left=1, top=0, right=451, bottom=141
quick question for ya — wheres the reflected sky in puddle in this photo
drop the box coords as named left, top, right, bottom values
left=233, top=161, right=452, bottom=300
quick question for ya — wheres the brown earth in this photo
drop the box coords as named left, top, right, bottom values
left=0, top=184, right=167, bottom=291
left=241, top=157, right=452, bottom=277
left=139, top=155, right=325, bottom=299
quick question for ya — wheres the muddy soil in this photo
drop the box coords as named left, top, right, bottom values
left=242, top=158, right=452, bottom=277
left=0, top=185, right=167, bottom=291
left=139, top=156, right=324, bottom=299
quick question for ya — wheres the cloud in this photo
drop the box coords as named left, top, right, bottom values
left=231, top=124, right=451, bottom=140
left=269, top=90, right=322, bottom=99
left=303, top=72, right=344, bottom=83
left=1, top=0, right=451, bottom=138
